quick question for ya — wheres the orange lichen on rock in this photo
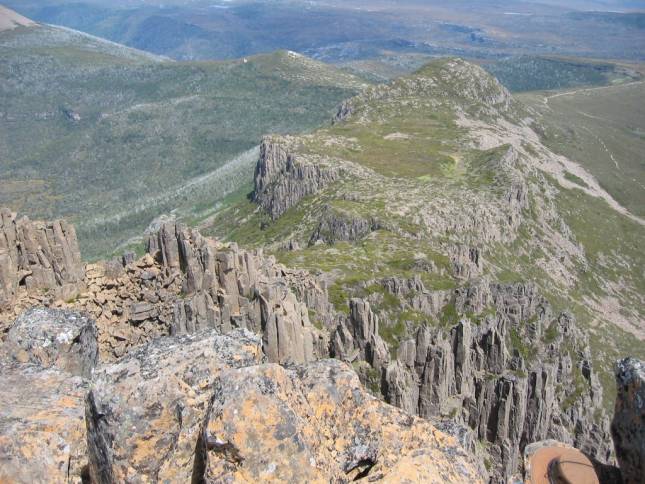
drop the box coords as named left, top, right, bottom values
left=194, top=359, right=484, bottom=483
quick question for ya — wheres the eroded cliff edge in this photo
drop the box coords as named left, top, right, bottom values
left=0, top=221, right=483, bottom=481
left=0, top=208, right=629, bottom=482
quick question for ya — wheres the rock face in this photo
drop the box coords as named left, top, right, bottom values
left=611, top=357, right=645, bottom=484
left=146, top=221, right=327, bottom=365
left=309, top=205, right=379, bottom=245
left=0, top=305, right=484, bottom=484
left=0, top=308, right=97, bottom=482
left=333, top=281, right=613, bottom=482
left=332, top=298, right=390, bottom=373
left=254, top=136, right=341, bottom=219
left=1, top=212, right=328, bottom=367
left=3, top=307, right=97, bottom=378
left=85, top=329, right=263, bottom=483
left=195, top=358, right=483, bottom=483
left=0, top=362, right=89, bottom=483
left=0, top=209, right=616, bottom=483
left=0, top=208, right=84, bottom=310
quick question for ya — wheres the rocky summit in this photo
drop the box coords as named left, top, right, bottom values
left=0, top=210, right=485, bottom=483
left=0, top=54, right=643, bottom=483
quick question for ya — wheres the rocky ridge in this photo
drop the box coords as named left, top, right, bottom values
left=1, top=208, right=619, bottom=482
left=2, top=217, right=328, bottom=366
left=2, top=58, right=642, bottom=482
left=0, top=274, right=482, bottom=483
left=208, top=58, right=645, bottom=481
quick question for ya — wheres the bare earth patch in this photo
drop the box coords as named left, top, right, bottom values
left=0, top=6, right=36, bottom=32
left=384, top=132, right=411, bottom=140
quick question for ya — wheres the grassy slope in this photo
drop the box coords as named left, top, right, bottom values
left=0, top=25, right=367, bottom=258
left=519, top=78, right=645, bottom=217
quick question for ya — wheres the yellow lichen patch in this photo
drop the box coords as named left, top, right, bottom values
left=130, top=406, right=178, bottom=469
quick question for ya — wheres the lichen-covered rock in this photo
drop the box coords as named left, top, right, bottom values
left=3, top=307, right=97, bottom=377
left=194, top=358, right=484, bottom=483
left=85, top=329, right=264, bottom=483
left=611, top=357, right=645, bottom=484
left=0, top=307, right=96, bottom=483
left=0, top=362, right=89, bottom=483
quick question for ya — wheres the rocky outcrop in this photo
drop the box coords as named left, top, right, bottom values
left=3, top=307, right=97, bottom=378
left=0, top=307, right=97, bottom=482
left=332, top=298, right=389, bottom=372
left=0, top=208, right=84, bottom=311
left=0, top=304, right=484, bottom=483
left=449, top=245, right=483, bottom=279
left=146, top=221, right=328, bottom=365
left=195, top=358, right=484, bottom=483
left=253, top=136, right=341, bottom=219
left=0, top=362, right=89, bottom=483
left=611, top=357, right=644, bottom=484
left=379, top=275, right=451, bottom=317
left=0, top=213, right=329, bottom=365
left=345, top=281, right=613, bottom=482
left=309, top=205, right=379, bottom=245
left=85, top=328, right=263, bottom=483
left=0, top=209, right=617, bottom=483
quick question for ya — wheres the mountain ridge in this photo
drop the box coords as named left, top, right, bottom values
left=201, top=56, right=645, bottom=480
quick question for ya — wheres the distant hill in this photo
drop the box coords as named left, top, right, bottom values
left=0, top=11, right=368, bottom=257
left=481, top=55, right=642, bottom=92
left=0, top=4, right=35, bottom=31
left=7, top=0, right=645, bottom=62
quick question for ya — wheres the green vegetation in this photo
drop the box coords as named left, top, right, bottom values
left=302, top=110, right=461, bottom=179
left=509, top=328, right=536, bottom=363
left=543, top=323, right=559, bottom=345
left=482, top=56, right=641, bottom=93
left=561, top=364, right=590, bottom=411
left=519, top=79, right=645, bottom=217
left=379, top=319, right=407, bottom=355
left=563, top=171, right=590, bottom=189
left=439, top=301, right=459, bottom=328
left=0, top=25, right=366, bottom=258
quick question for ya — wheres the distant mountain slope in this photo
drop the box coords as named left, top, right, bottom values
left=0, top=4, right=35, bottom=31
left=0, top=15, right=368, bottom=258
left=481, top=56, right=642, bottom=92
left=7, top=0, right=645, bottom=62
